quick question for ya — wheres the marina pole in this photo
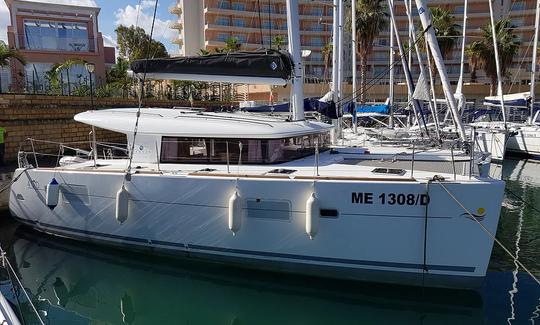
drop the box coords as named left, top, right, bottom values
left=352, top=0, right=357, bottom=134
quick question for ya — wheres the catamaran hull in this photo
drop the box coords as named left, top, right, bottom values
left=9, top=168, right=505, bottom=289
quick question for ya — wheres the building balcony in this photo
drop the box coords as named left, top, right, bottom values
left=14, top=34, right=97, bottom=53
left=172, top=38, right=184, bottom=46
left=169, top=21, right=183, bottom=30
left=169, top=5, right=182, bottom=15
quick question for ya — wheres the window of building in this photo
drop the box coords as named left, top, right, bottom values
left=216, top=17, right=230, bottom=26
left=262, top=20, right=276, bottom=29
left=510, top=18, right=524, bottom=27
left=263, top=35, right=272, bottom=45
left=310, top=52, right=323, bottom=61
left=454, top=6, right=464, bottom=14
left=378, top=39, right=388, bottom=46
left=234, top=34, right=247, bottom=43
left=232, top=18, right=245, bottom=27
left=261, top=4, right=275, bottom=13
left=24, top=20, right=89, bottom=52
left=311, top=7, right=323, bottom=16
left=310, top=23, right=324, bottom=31
left=217, top=33, right=229, bottom=41
left=231, top=2, right=245, bottom=10
left=24, top=62, right=87, bottom=93
left=310, top=37, right=324, bottom=46
left=160, top=134, right=330, bottom=164
left=218, top=0, right=230, bottom=9
left=511, top=1, right=526, bottom=11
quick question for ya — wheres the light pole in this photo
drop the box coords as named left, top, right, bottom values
left=85, top=63, right=97, bottom=166
left=85, top=63, right=95, bottom=110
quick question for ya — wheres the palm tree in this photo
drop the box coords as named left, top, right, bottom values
left=466, top=19, right=520, bottom=95
left=355, top=0, right=388, bottom=104
left=321, top=43, right=332, bottom=81
left=0, top=41, right=26, bottom=92
left=422, top=7, right=460, bottom=78
left=430, top=8, right=460, bottom=60
left=272, top=35, right=285, bottom=50
left=198, top=49, right=210, bottom=56
left=224, top=37, right=241, bottom=52
left=465, top=41, right=482, bottom=83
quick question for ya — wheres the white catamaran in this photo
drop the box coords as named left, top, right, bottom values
left=9, top=0, right=505, bottom=288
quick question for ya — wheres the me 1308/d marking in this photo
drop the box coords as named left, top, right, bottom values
left=352, top=192, right=430, bottom=206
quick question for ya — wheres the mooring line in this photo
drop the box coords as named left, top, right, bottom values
left=435, top=180, right=540, bottom=286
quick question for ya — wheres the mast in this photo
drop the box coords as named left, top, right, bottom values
left=488, top=0, right=507, bottom=129
left=530, top=0, right=540, bottom=123
left=386, top=0, right=429, bottom=135
left=337, top=0, right=344, bottom=138
left=352, top=0, right=357, bottom=133
left=456, top=0, right=468, bottom=97
left=403, top=0, right=441, bottom=141
left=286, top=0, right=305, bottom=121
left=331, top=0, right=340, bottom=142
left=388, top=0, right=395, bottom=128
left=414, top=0, right=467, bottom=141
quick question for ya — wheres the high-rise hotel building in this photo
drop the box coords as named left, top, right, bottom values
left=168, top=0, right=333, bottom=80
left=169, top=0, right=539, bottom=100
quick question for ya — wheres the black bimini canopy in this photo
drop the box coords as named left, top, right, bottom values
left=130, top=49, right=294, bottom=85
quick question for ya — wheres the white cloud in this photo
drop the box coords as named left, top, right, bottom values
left=114, top=4, right=176, bottom=45
left=0, top=1, right=9, bottom=43
left=102, top=34, right=117, bottom=48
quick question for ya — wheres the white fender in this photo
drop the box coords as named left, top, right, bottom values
left=45, top=178, right=60, bottom=209
left=228, top=191, right=243, bottom=234
left=305, top=193, right=320, bottom=239
left=116, top=185, right=129, bottom=224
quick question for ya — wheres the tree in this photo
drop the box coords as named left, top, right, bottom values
left=430, top=8, right=460, bottom=60
left=321, top=43, right=332, bottom=80
left=0, top=41, right=26, bottom=92
left=45, top=58, right=87, bottom=95
left=272, top=35, right=285, bottom=50
left=355, top=0, right=388, bottom=104
left=198, top=49, right=210, bottom=56
left=465, top=41, right=482, bottom=83
left=106, top=57, right=131, bottom=97
left=224, top=37, right=241, bottom=52
left=115, top=25, right=169, bottom=62
left=466, top=19, right=520, bottom=95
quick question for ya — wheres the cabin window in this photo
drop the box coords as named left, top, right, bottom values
left=160, top=133, right=330, bottom=164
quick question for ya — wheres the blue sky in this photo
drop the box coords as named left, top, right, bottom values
left=0, top=0, right=180, bottom=55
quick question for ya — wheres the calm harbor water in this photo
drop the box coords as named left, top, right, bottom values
left=0, top=158, right=539, bottom=324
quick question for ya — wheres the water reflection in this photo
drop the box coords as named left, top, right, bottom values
left=6, top=226, right=484, bottom=325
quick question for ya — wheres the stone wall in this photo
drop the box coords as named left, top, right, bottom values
left=0, top=94, right=231, bottom=163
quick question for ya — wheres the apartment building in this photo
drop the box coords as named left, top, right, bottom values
left=4, top=0, right=115, bottom=92
left=372, top=0, right=537, bottom=87
left=169, top=0, right=333, bottom=80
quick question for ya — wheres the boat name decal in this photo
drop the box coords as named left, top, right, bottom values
left=352, top=192, right=430, bottom=206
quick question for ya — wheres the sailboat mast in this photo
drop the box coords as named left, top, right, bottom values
left=457, top=0, right=468, bottom=96
left=337, top=0, right=344, bottom=138
left=331, top=0, right=340, bottom=142
left=388, top=0, right=395, bottom=128
left=403, top=0, right=441, bottom=141
left=352, top=0, right=358, bottom=133
left=286, top=0, right=305, bottom=121
left=487, top=0, right=507, bottom=129
left=386, top=0, right=428, bottom=134
left=530, top=0, right=540, bottom=123
left=414, top=0, right=467, bottom=141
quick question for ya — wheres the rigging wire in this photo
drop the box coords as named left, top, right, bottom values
left=126, top=0, right=159, bottom=178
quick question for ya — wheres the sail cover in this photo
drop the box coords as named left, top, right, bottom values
left=131, top=50, right=294, bottom=85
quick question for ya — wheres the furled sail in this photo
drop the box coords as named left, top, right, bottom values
left=130, top=49, right=294, bottom=85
